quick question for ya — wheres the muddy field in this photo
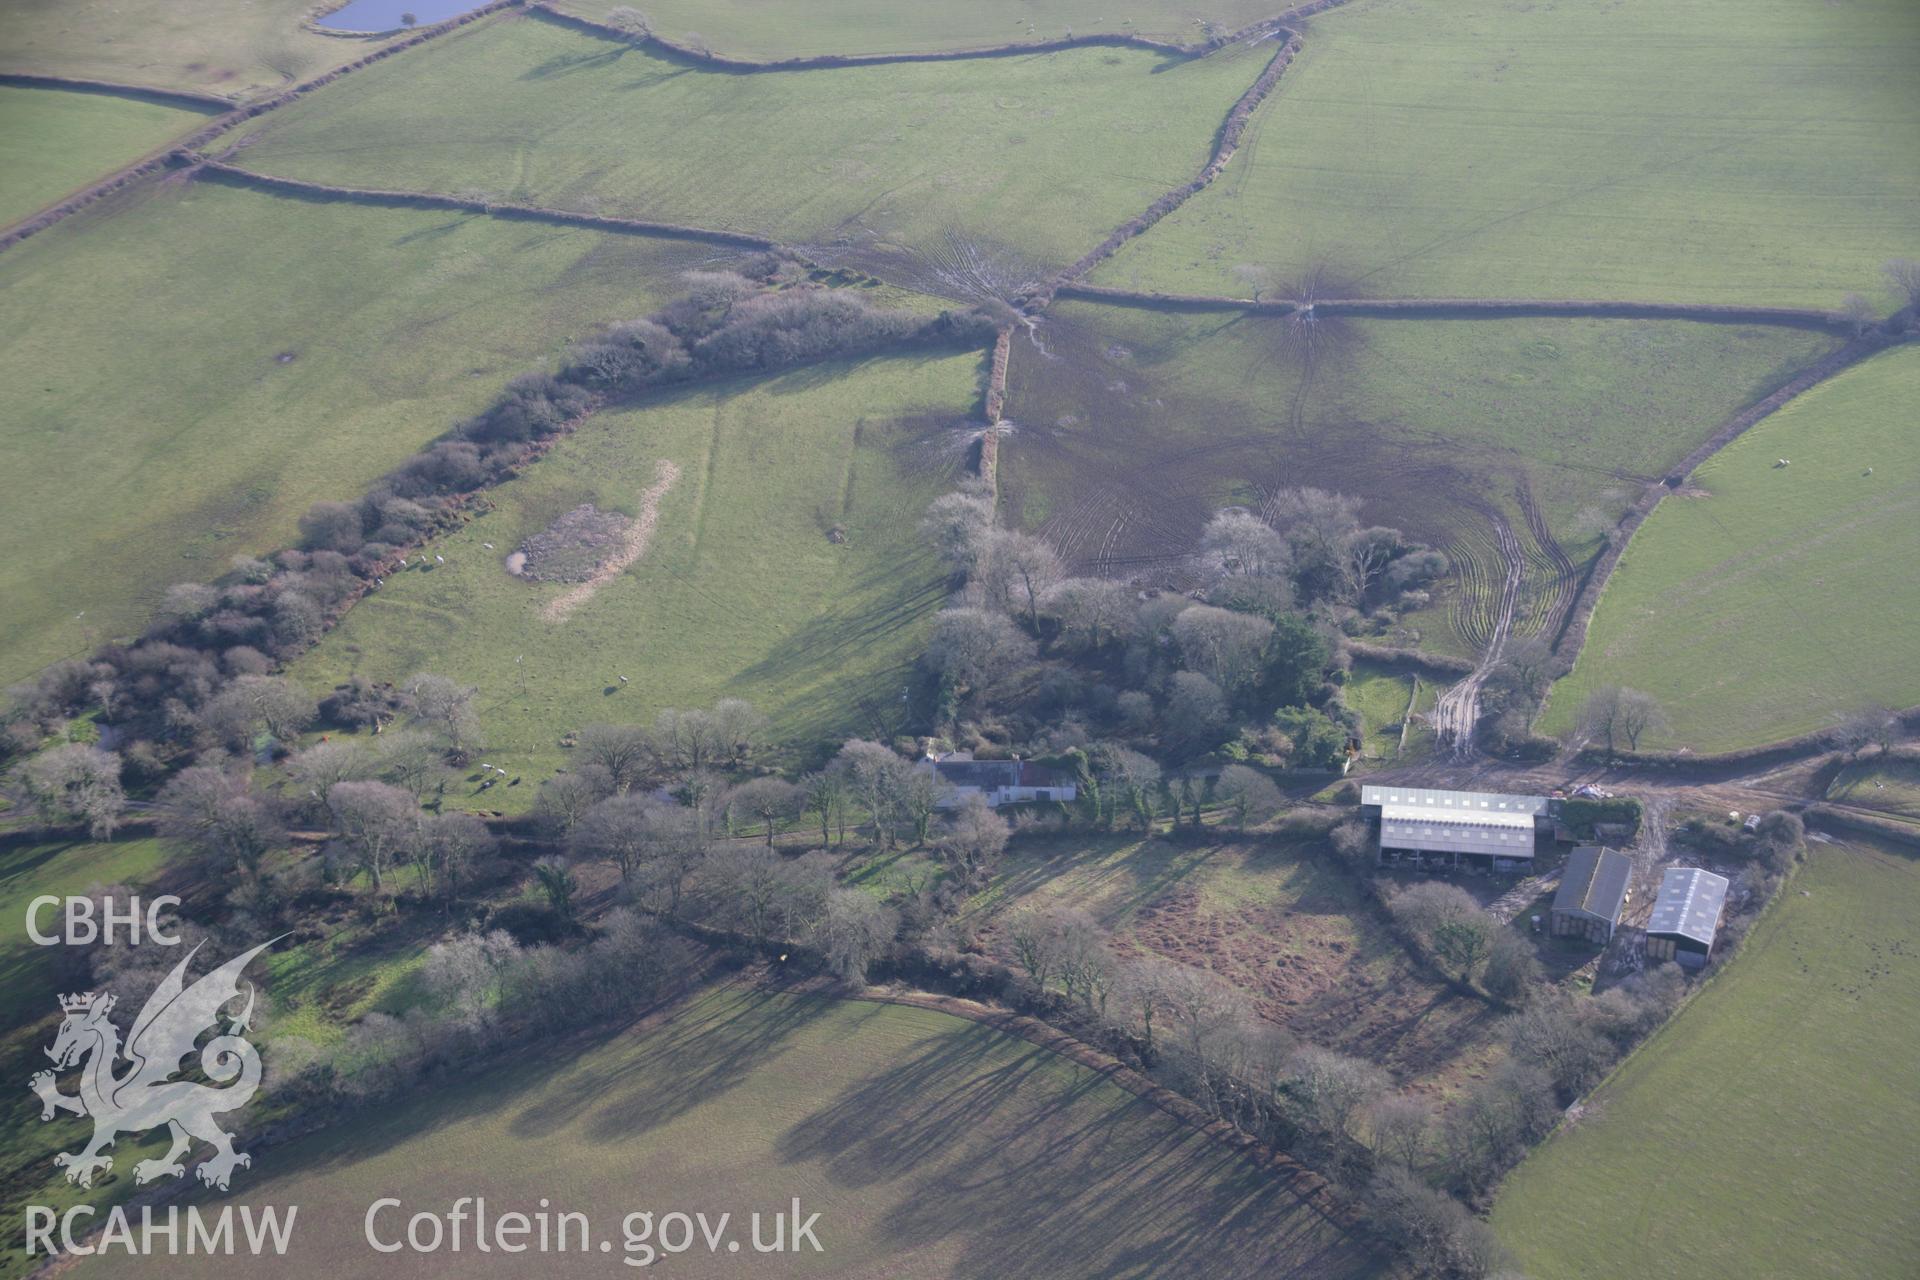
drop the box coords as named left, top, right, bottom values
left=996, top=301, right=1834, bottom=654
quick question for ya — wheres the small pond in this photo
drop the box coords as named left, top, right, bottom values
left=316, top=0, right=482, bottom=32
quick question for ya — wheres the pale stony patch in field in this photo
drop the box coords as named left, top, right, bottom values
left=541, top=459, right=680, bottom=623
left=511, top=503, right=634, bottom=583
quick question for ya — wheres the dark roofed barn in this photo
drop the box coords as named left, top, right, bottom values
left=1549, top=846, right=1633, bottom=944
left=1645, top=867, right=1730, bottom=969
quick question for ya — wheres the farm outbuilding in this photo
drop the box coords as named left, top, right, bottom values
left=921, top=752, right=1077, bottom=809
left=1550, top=846, right=1633, bottom=943
left=1646, top=867, right=1730, bottom=968
left=1360, top=785, right=1550, bottom=873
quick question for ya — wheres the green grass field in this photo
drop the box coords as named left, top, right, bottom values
left=293, top=351, right=982, bottom=791
left=561, top=0, right=1285, bottom=56
left=0, top=0, right=400, bottom=99
left=0, top=85, right=216, bottom=226
left=0, top=179, right=709, bottom=684
left=1828, top=757, right=1920, bottom=824
left=1542, top=345, right=1920, bottom=751
left=212, top=14, right=1265, bottom=269
left=0, top=834, right=173, bottom=1264
left=1345, top=660, right=1416, bottom=761
left=1002, top=301, right=1832, bottom=650
left=0, top=834, right=170, bottom=1028
left=82, top=986, right=1376, bottom=1278
left=1091, top=0, right=1920, bottom=308
left=1493, top=843, right=1920, bottom=1280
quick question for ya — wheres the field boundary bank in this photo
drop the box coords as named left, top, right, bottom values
left=1052, top=283, right=1852, bottom=332
left=0, top=0, right=522, bottom=254
left=0, top=72, right=233, bottom=110
left=1804, top=803, right=1920, bottom=852
left=974, top=325, right=1015, bottom=490
left=187, top=157, right=786, bottom=248
left=1566, top=704, right=1920, bottom=779
left=1346, top=641, right=1474, bottom=681
left=1022, top=25, right=1313, bottom=311
left=530, top=2, right=1298, bottom=70
left=1546, top=331, right=1902, bottom=666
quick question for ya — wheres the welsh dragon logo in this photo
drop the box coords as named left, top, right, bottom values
left=31, top=939, right=275, bottom=1192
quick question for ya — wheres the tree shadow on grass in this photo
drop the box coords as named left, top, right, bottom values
left=570, top=989, right=833, bottom=1142
left=774, top=1018, right=1374, bottom=1278
left=520, top=46, right=632, bottom=80
left=983, top=834, right=1230, bottom=930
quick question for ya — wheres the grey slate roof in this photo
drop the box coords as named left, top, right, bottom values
left=931, top=760, right=1021, bottom=788
left=1647, top=867, right=1730, bottom=946
left=930, top=759, right=1067, bottom=789
left=1552, top=846, right=1633, bottom=924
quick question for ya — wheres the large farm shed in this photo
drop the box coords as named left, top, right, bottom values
left=1646, top=867, right=1731, bottom=968
left=1550, top=846, right=1634, bottom=943
left=1360, top=785, right=1551, bottom=873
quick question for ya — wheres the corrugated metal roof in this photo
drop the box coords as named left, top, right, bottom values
left=1380, top=816, right=1537, bottom=857
left=1361, top=786, right=1550, bottom=818
left=1647, top=867, right=1729, bottom=946
left=1378, top=803, right=1536, bottom=830
left=1553, top=846, right=1633, bottom=923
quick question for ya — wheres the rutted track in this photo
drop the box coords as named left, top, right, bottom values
left=1432, top=513, right=1526, bottom=754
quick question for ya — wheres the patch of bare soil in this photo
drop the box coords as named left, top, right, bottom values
left=998, top=310, right=1498, bottom=585
left=541, top=459, right=681, bottom=623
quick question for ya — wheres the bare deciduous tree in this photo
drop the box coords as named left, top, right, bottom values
left=17, top=745, right=125, bottom=839
left=1579, top=685, right=1666, bottom=754
left=1287, top=1045, right=1391, bottom=1145
left=604, top=5, right=651, bottom=39
left=1365, top=1094, right=1433, bottom=1168
left=155, top=766, right=284, bottom=875
left=919, top=490, right=997, bottom=575
left=815, top=889, right=896, bottom=985
left=936, top=794, right=1009, bottom=890
left=1041, top=577, right=1138, bottom=652
left=1214, top=763, right=1283, bottom=831
left=730, top=777, right=805, bottom=847
left=979, top=529, right=1062, bottom=629
left=1171, top=604, right=1274, bottom=694
left=327, top=780, right=419, bottom=895
left=1833, top=291, right=1876, bottom=336
left=1884, top=257, right=1920, bottom=311
left=201, top=674, right=317, bottom=753
left=924, top=607, right=1035, bottom=704
left=574, top=724, right=653, bottom=793
left=801, top=770, right=850, bottom=846
left=402, top=673, right=483, bottom=762
left=1198, top=510, right=1291, bottom=580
